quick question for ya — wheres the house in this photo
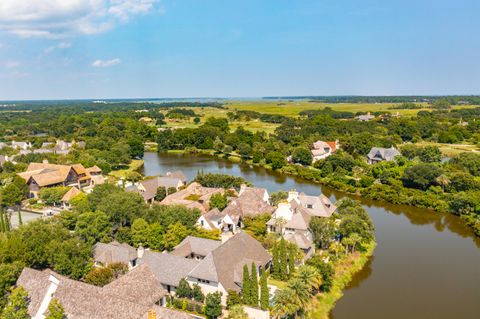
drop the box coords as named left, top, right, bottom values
left=160, top=182, right=225, bottom=213
left=11, top=141, right=32, bottom=150
left=18, top=162, right=103, bottom=198
left=356, top=112, right=375, bottom=121
left=267, top=191, right=337, bottom=257
left=15, top=265, right=192, bottom=319
left=197, top=185, right=274, bottom=233
left=171, top=236, right=222, bottom=260
left=311, top=140, right=338, bottom=162
left=166, top=170, right=188, bottom=184
left=137, top=250, right=200, bottom=294
left=185, top=232, right=271, bottom=305
left=367, top=146, right=400, bottom=164
left=94, top=241, right=140, bottom=269
left=128, top=176, right=185, bottom=203
left=61, top=187, right=82, bottom=209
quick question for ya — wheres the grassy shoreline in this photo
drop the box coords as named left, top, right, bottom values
left=109, top=159, right=145, bottom=179
left=308, top=242, right=377, bottom=319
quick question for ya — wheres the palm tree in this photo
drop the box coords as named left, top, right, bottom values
left=287, top=278, right=311, bottom=310
left=349, top=233, right=362, bottom=253
left=295, top=265, right=322, bottom=293
left=272, top=288, right=300, bottom=319
left=436, top=174, right=450, bottom=192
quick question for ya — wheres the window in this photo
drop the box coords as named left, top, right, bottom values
left=198, top=279, right=210, bottom=284
left=200, top=220, right=204, bottom=226
left=306, top=204, right=313, bottom=209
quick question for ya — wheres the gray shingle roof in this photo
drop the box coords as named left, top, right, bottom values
left=137, top=251, right=199, bottom=287
left=367, top=147, right=400, bottom=161
left=171, top=236, right=222, bottom=258
left=187, top=232, right=271, bottom=292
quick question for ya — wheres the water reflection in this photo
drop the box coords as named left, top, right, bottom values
left=142, top=152, right=480, bottom=319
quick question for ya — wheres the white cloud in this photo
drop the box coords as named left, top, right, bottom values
left=0, top=0, right=158, bottom=38
left=92, top=58, right=121, bottom=67
left=4, top=61, right=19, bottom=69
left=44, top=42, right=72, bottom=53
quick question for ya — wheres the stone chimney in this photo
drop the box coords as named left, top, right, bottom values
left=287, top=190, right=299, bottom=202
left=137, top=245, right=145, bottom=259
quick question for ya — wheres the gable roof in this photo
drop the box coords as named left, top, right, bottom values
left=171, top=236, right=222, bottom=258
left=160, top=182, right=224, bottom=213
left=18, top=162, right=95, bottom=187
left=93, top=241, right=138, bottom=265
left=137, top=251, right=199, bottom=287
left=223, top=187, right=274, bottom=218
left=61, top=187, right=82, bottom=202
left=137, top=176, right=183, bottom=201
left=296, top=192, right=337, bottom=217
left=166, top=171, right=188, bottom=183
left=187, top=232, right=271, bottom=292
left=16, top=268, right=156, bottom=319
left=367, top=147, right=400, bottom=161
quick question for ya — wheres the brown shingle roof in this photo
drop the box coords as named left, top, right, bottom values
left=93, top=241, right=138, bottom=265
left=160, top=182, right=223, bottom=213
left=61, top=187, right=82, bottom=202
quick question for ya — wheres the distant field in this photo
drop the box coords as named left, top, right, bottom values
left=414, top=141, right=480, bottom=157
left=224, top=100, right=477, bottom=117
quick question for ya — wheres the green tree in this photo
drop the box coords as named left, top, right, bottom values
left=242, top=264, right=251, bottom=305
left=39, top=186, right=70, bottom=206
left=162, top=223, right=189, bottom=251
left=272, top=288, right=300, bottom=318
left=226, top=290, right=242, bottom=309
left=1, top=184, right=25, bottom=208
left=154, top=187, right=167, bottom=201
left=1, top=286, right=30, bottom=319
left=279, top=238, right=288, bottom=280
left=192, top=283, right=205, bottom=302
left=419, top=146, right=442, bottom=163
left=205, top=292, right=222, bottom=318
left=291, top=147, right=313, bottom=166
left=401, top=163, right=443, bottom=190
left=266, top=152, right=287, bottom=170
left=131, top=218, right=149, bottom=247
left=146, top=222, right=164, bottom=250
left=176, top=278, right=192, bottom=299
left=45, top=298, right=66, bottom=319
left=305, top=256, right=334, bottom=292
left=0, top=262, right=24, bottom=311
left=209, top=193, right=228, bottom=211
left=47, top=237, right=91, bottom=280
left=226, top=305, right=248, bottom=319
left=250, top=263, right=259, bottom=306
left=259, top=271, right=269, bottom=310
left=95, top=190, right=146, bottom=227
left=309, top=217, right=336, bottom=249
left=74, top=211, right=111, bottom=245
left=296, top=265, right=322, bottom=293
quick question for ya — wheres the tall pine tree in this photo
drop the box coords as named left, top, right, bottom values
left=260, top=271, right=269, bottom=310
left=250, top=263, right=259, bottom=307
left=279, top=238, right=288, bottom=280
left=242, top=264, right=251, bottom=305
left=272, top=245, right=280, bottom=279
left=0, top=209, right=5, bottom=233
left=288, top=248, right=296, bottom=278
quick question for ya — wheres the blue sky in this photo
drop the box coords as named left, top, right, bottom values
left=0, top=0, right=479, bottom=100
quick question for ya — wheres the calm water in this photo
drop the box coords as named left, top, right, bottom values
left=142, top=152, right=480, bottom=319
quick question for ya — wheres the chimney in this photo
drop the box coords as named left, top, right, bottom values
left=239, top=184, right=247, bottom=195
left=287, top=190, right=299, bottom=202
left=147, top=309, right=156, bottom=319
left=137, top=245, right=145, bottom=259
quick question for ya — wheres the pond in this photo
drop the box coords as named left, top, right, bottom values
left=142, top=152, right=480, bottom=319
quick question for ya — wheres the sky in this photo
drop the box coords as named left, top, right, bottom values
left=0, top=0, right=479, bottom=100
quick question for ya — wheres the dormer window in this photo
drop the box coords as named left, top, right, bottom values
left=307, top=204, right=313, bottom=209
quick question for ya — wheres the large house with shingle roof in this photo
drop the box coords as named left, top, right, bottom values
left=18, top=162, right=104, bottom=198
left=197, top=185, right=274, bottom=233
left=267, top=190, right=337, bottom=257
left=367, top=146, right=401, bottom=164
left=160, top=182, right=225, bottom=213
left=15, top=265, right=193, bottom=319
left=311, top=140, right=339, bottom=162
left=184, top=232, right=271, bottom=305
left=94, top=241, right=139, bottom=269
left=171, top=236, right=222, bottom=260
left=128, top=175, right=185, bottom=203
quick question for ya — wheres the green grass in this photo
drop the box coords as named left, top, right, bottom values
left=307, top=242, right=376, bottom=319
left=414, top=141, right=480, bottom=157
left=225, top=100, right=477, bottom=117
left=268, top=277, right=288, bottom=290
left=109, top=159, right=144, bottom=179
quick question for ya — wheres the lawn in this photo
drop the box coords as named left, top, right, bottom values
left=109, top=159, right=144, bottom=179
left=224, top=100, right=477, bottom=117
left=414, top=141, right=480, bottom=157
